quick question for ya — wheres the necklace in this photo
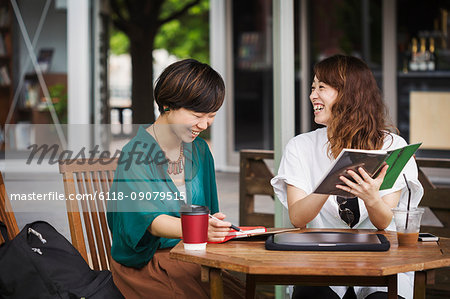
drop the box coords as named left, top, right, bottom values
left=152, top=125, right=184, bottom=175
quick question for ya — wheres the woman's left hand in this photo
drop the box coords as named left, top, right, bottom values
left=336, top=164, right=389, bottom=207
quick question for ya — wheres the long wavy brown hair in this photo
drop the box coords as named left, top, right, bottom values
left=313, top=55, right=395, bottom=158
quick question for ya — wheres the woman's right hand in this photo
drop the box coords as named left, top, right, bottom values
left=207, top=212, right=232, bottom=242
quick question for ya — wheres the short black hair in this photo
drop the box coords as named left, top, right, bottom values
left=154, top=59, right=225, bottom=115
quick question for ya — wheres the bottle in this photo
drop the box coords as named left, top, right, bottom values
left=409, top=38, right=419, bottom=71
left=442, top=9, right=448, bottom=50
left=428, top=37, right=436, bottom=71
left=418, top=37, right=428, bottom=71
left=401, top=43, right=410, bottom=73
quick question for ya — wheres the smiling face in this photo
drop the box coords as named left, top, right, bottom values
left=310, top=76, right=339, bottom=126
left=165, top=108, right=216, bottom=143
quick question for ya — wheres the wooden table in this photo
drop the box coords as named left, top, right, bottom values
left=170, top=229, right=450, bottom=299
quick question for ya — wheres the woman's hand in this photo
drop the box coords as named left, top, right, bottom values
left=207, top=212, right=232, bottom=242
left=336, top=164, right=389, bottom=207
left=336, top=164, right=401, bottom=230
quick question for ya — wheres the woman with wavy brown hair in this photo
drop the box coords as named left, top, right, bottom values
left=271, top=55, right=423, bottom=299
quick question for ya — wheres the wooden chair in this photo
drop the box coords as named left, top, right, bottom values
left=416, top=157, right=450, bottom=298
left=59, top=158, right=118, bottom=271
left=239, top=150, right=275, bottom=227
left=0, top=171, right=19, bottom=244
left=416, top=157, right=450, bottom=238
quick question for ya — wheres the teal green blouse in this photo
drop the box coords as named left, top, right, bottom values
left=107, top=126, right=219, bottom=268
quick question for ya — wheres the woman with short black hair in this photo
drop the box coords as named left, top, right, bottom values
left=108, top=59, right=244, bottom=298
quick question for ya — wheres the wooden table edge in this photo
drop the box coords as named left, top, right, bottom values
left=170, top=243, right=450, bottom=277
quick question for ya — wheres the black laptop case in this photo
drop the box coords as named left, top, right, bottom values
left=265, top=232, right=390, bottom=251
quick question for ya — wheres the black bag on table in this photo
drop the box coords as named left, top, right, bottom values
left=0, top=221, right=124, bottom=299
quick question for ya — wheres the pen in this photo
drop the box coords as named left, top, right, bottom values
left=209, top=214, right=241, bottom=231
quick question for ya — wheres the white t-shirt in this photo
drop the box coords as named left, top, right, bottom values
left=271, top=127, right=423, bottom=299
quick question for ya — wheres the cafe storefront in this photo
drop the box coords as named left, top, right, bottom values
left=210, top=0, right=450, bottom=171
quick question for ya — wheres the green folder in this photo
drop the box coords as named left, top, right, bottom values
left=379, top=142, right=422, bottom=190
left=314, top=142, right=422, bottom=197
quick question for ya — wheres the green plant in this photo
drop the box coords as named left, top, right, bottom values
left=45, top=84, right=67, bottom=124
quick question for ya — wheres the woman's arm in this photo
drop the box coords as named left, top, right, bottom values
left=336, top=165, right=401, bottom=229
left=286, top=184, right=329, bottom=228
left=148, top=212, right=232, bottom=242
left=148, top=214, right=182, bottom=239
left=364, top=190, right=401, bottom=230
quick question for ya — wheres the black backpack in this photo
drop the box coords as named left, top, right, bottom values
left=0, top=221, right=124, bottom=299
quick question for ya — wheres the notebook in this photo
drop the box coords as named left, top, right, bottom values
left=313, top=142, right=421, bottom=197
left=209, top=227, right=300, bottom=243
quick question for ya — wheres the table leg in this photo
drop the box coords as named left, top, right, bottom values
left=200, top=266, right=209, bottom=283
left=387, top=274, right=398, bottom=299
left=245, top=274, right=256, bottom=299
left=413, top=271, right=426, bottom=299
left=209, top=267, right=223, bottom=299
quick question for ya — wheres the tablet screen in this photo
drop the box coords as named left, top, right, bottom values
left=273, top=232, right=381, bottom=246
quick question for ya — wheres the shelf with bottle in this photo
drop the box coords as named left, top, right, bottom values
left=402, top=36, right=443, bottom=74
left=398, top=70, right=450, bottom=78
left=401, top=8, right=450, bottom=74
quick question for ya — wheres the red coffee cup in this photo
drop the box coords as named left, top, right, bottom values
left=180, top=205, right=209, bottom=250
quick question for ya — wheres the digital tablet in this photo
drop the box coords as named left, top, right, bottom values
left=265, top=232, right=390, bottom=251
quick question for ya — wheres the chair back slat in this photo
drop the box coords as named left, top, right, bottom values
left=98, top=171, right=110, bottom=218
left=0, top=172, right=19, bottom=243
left=59, top=158, right=118, bottom=270
left=75, top=172, right=101, bottom=271
left=83, top=171, right=108, bottom=270
left=107, top=170, right=115, bottom=188
left=99, top=171, right=110, bottom=202
left=63, top=172, right=88, bottom=261
left=105, top=171, right=114, bottom=190
left=91, top=171, right=112, bottom=265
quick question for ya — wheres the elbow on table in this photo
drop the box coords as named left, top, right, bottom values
left=372, top=219, right=392, bottom=231
left=374, top=224, right=388, bottom=231
left=289, top=213, right=307, bottom=229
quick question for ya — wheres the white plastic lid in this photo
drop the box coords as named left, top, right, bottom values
left=183, top=242, right=207, bottom=251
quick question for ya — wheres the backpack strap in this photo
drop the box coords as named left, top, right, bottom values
left=0, top=221, right=9, bottom=242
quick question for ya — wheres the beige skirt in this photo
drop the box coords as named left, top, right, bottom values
left=111, top=248, right=245, bottom=299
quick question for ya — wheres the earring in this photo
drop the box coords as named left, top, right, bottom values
left=164, top=107, right=170, bottom=112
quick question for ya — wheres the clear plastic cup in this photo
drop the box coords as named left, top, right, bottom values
left=392, top=207, right=424, bottom=246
